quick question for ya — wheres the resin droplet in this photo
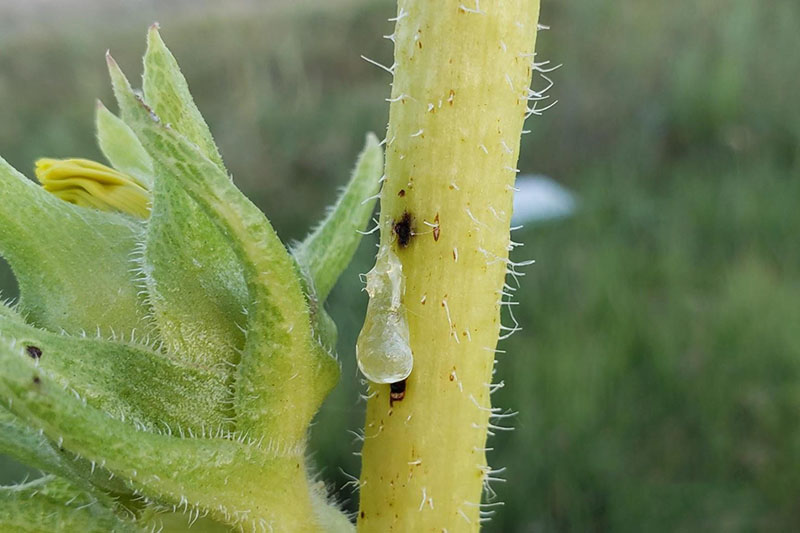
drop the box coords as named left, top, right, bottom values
left=356, top=245, right=413, bottom=383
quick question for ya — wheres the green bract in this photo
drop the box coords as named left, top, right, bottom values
left=0, top=25, right=382, bottom=533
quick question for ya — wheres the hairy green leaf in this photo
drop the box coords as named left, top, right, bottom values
left=0, top=334, right=321, bottom=532
left=0, top=406, right=131, bottom=499
left=120, top=96, right=338, bottom=445
left=108, top=46, right=248, bottom=379
left=142, top=25, right=224, bottom=170
left=293, top=133, right=384, bottom=303
left=0, top=306, right=231, bottom=433
left=0, top=157, right=149, bottom=336
left=95, top=101, right=154, bottom=189
left=0, top=476, right=140, bottom=533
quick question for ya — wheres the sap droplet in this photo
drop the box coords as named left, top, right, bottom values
left=356, top=246, right=413, bottom=383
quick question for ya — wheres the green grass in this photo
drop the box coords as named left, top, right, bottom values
left=1, top=0, right=798, bottom=530
left=493, top=159, right=800, bottom=531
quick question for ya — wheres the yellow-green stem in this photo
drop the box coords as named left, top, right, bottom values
left=358, top=1, right=540, bottom=531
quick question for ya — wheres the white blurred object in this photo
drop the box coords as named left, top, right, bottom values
left=512, top=174, right=576, bottom=225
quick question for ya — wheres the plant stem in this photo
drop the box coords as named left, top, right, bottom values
left=358, top=1, right=541, bottom=530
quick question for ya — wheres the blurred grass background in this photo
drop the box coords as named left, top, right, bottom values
left=1, top=0, right=798, bottom=530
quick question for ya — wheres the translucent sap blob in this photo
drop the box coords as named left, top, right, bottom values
left=356, top=245, right=413, bottom=384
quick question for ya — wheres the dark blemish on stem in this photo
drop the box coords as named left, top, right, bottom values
left=433, top=213, right=440, bottom=241
left=32, top=376, right=41, bottom=385
left=398, top=189, right=406, bottom=197
left=389, top=379, right=406, bottom=406
left=360, top=511, right=365, bottom=519
left=393, top=211, right=413, bottom=248
left=26, top=345, right=42, bottom=360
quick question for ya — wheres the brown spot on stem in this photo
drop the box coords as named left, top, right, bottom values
left=398, top=189, right=406, bottom=197
left=433, top=213, right=440, bottom=241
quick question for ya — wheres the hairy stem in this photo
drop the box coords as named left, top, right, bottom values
left=358, top=1, right=540, bottom=530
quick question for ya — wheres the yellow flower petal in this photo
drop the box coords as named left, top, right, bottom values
left=34, top=158, right=151, bottom=219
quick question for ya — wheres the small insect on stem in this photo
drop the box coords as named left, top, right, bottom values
left=25, top=345, right=43, bottom=360
left=393, top=211, right=414, bottom=248
left=389, top=379, right=407, bottom=406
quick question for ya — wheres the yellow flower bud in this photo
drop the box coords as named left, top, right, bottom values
left=34, top=158, right=151, bottom=219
